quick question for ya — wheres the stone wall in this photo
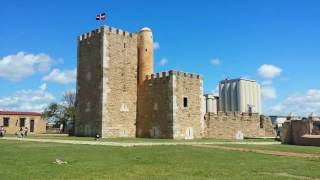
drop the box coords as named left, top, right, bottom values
left=281, top=119, right=320, bottom=146
left=137, top=72, right=173, bottom=138
left=204, top=112, right=275, bottom=139
left=138, top=71, right=204, bottom=139
left=102, top=26, right=138, bottom=138
left=172, top=71, right=204, bottom=139
left=75, top=28, right=103, bottom=137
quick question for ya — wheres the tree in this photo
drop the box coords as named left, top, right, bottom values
left=62, top=90, right=76, bottom=108
left=42, top=91, right=76, bottom=134
left=60, top=91, right=76, bottom=133
left=42, top=102, right=60, bottom=123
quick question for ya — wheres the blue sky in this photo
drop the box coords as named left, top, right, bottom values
left=0, top=0, right=320, bottom=116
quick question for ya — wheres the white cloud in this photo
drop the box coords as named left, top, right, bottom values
left=261, top=80, right=273, bottom=86
left=43, top=68, right=77, bottom=84
left=159, top=58, right=168, bottom=66
left=261, top=86, right=277, bottom=100
left=210, top=58, right=221, bottom=66
left=267, top=89, right=320, bottom=116
left=0, top=83, right=55, bottom=112
left=153, top=42, right=160, bottom=50
left=0, top=52, right=55, bottom=81
left=258, top=64, right=282, bottom=79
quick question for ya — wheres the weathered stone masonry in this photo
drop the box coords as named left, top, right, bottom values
left=75, top=25, right=276, bottom=139
left=75, top=28, right=103, bottom=137
left=75, top=26, right=138, bottom=137
left=281, top=116, right=320, bottom=146
left=138, top=71, right=204, bottom=139
left=204, top=112, right=274, bottom=139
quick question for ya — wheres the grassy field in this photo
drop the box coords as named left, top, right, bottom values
left=0, top=139, right=319, bottom=179
left=5, top=134, right=276, bottom=143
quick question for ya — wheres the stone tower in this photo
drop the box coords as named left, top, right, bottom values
left=75, top=25, right=205, bottom=140
left=136, top=27, right=154, bottom=136
left=137, top=71, right=205, bottom=139
left=75, top=26, right=139, bottom=138
left=137, top=27, right=154, bottom=85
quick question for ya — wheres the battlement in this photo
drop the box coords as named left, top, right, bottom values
left=206, top=112, right=261, bottom=120
left=78, top=25, right=136, bottom=42
left=145, top=70, right=202, bottom=81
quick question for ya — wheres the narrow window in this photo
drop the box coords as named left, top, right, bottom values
left=3, top=118, right=9, bottom=127
left=124, top=43, right=126, bottom=48
left=145, top=48, right=148, bottom=52
left=260, top=119, right=264, bottom=128
left=30, top=120, right=35, bottom=132
left=183, top=97, right=188, bottom=108
left=20, top=118, right=26, bottom=127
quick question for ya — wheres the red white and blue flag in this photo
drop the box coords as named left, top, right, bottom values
left=96, top=13, right=106, bottom=20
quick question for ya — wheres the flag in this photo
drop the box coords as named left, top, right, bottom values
left=96, top=13, right=106, bottom=21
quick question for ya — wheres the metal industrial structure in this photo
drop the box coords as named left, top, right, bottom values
left=204, top=94, right=219, bottom=113
left=219, top=78, right=261, bottom=113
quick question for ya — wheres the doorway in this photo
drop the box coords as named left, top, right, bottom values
left=30, top=120, right=35, bottom=133
left=19, top=118, right=26, bottom=127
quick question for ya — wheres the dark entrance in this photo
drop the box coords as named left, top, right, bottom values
left=30, top=120, right=35, bottom=133
left=19, top=118, right=26, bottom=127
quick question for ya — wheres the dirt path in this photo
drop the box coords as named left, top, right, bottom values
left=262, top=172, right=319, bottom=180
left=0, top=137, right=280, bottom=147
left=193, top=144, right=320, bottom=158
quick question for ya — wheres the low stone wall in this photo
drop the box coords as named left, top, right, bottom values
left=204, top=112, right=275, bottom=139
left=301, top=135, right=320, bottom=146
left=281, top=119, right=320, bottom=146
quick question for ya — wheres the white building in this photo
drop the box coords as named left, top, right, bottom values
left=219, top=78, right=261, bottom=113
left=270, top=116, right=287, bottom=127
left=204, top=94, right=219, bottom=113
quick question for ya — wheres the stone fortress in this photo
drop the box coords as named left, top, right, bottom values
left=75, top=25, right=274, bottom=139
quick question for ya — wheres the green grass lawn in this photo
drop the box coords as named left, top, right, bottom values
left=0, top=140, right=319, bottom=179
left=6, top=134, right=276, bottom=143
left=215, top=144, right=320, bottom=155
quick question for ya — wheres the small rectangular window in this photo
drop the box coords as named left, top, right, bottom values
left=20, top=118, right=26, bottom=127
left=3, top=118, right=9, bottom=127
left=183, top=97, right=188, bottom=108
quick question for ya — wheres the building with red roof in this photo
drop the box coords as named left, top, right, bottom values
left=0, top=111, right=46, bottom=135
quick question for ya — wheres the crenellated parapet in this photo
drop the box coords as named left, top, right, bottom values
left=78, top=28, right=102, bottom=41
left=78, top=25, right=136, bottom=42
left=170, top=70, right=202, bottom=79
left=145, top=70, right=202, bottom=81
left=204, top=112, right=275, bottom=139
left=206, top=112, right=261, bottom=121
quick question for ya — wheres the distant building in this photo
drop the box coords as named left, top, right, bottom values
left=0, top=111, right=46, bottom=134
left=270, top=115, right=287, bottom=127
left=204, top=94, right=219, bottom=113
left=270, top=115, right=287, bottom=137
left=219, top=78, right=261, bottom=113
